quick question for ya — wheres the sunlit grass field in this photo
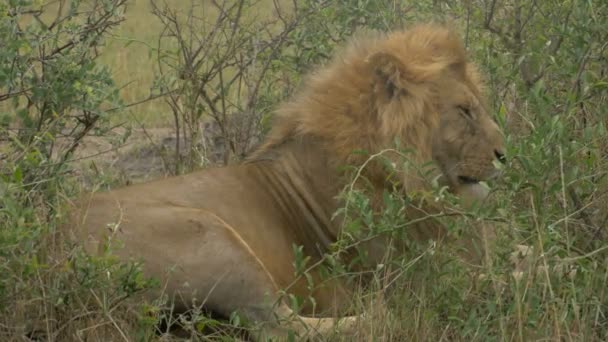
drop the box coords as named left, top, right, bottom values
left=99, top=0, right=280, bottom=127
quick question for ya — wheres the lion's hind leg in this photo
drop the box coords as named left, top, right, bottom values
left=249, top=303, right=359, bottom=341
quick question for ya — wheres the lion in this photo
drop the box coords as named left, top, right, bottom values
left=69, top=24, right=505, bottom=340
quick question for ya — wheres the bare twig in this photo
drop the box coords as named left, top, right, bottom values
left=150, top=0, right=321, bottom=167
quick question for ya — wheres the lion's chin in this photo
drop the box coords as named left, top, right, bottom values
left=457, top=175, right=480, bottom=184
left=455, top=183, right=490, bottom=208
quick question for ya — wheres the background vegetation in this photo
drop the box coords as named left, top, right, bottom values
left=1, top=0, right=607, bottom=340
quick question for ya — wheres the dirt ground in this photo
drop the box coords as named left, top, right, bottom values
left=72, top=127, right=177, bottom=183
left=68, top=125, right=225, bottom=187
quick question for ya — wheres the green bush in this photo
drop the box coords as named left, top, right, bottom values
left=0, top=1, right=157, bottom=340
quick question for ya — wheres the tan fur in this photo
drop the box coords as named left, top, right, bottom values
left=69, top=24, right=505, bottom=340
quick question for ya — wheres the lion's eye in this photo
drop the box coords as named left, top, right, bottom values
left=458, top=106, right=474, bottom=119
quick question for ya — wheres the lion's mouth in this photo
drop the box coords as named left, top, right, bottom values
left=458, top=175, right=480, bottom=184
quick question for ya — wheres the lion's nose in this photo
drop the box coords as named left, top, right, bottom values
left=494, top=150, right=506, bottom=164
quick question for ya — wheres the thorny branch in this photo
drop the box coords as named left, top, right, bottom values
left=151, top=0, right=330, bottom=169
left=482, top=0, right=573, bottom=88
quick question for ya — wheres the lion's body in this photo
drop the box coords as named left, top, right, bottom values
left=75, top=139, right=352, bottom=318
left=71, top=24, right=506, bottom=339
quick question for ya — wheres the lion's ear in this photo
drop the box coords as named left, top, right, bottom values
left=369, top=49, right=464, bottom=98
left=368, top=52, right=409, bottom=98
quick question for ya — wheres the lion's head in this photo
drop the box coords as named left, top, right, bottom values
left=252, top=24, right=505, bottom=201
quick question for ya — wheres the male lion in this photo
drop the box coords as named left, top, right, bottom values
left=70, top=24, right=505, bottom=340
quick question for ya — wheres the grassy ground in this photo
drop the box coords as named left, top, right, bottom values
left=99, top=0, right=180, bottom=127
